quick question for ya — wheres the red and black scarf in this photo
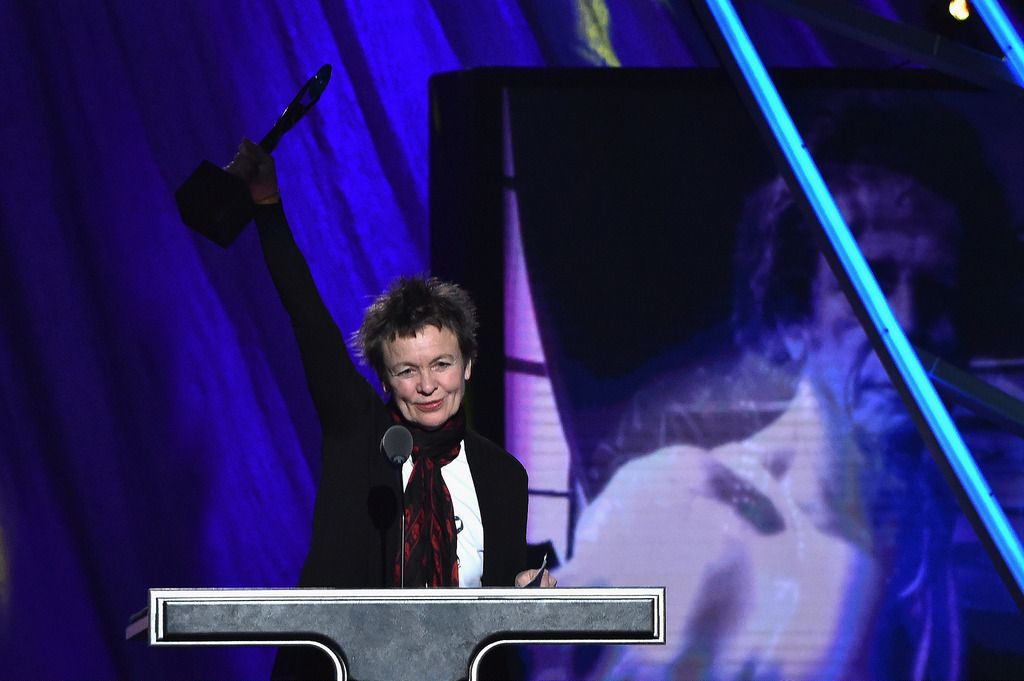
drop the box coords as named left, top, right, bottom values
left=390, top=405, right=465, bottom=587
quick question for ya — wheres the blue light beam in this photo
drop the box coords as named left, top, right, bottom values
left=702, top=0, right=1024, bottom=602
left=972, top=0, right=1024, bottom=87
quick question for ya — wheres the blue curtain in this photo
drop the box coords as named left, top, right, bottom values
left=0, top=1, right=1012, bottom=677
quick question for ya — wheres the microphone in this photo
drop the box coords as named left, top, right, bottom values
left=381, top=424, right=413, bottom=588
left=381, top=425, right=413, bottom=465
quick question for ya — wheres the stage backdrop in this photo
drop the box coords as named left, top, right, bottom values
left=2, top=1, right=1022, bottom=679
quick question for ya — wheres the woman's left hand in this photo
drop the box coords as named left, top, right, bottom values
left=515, top=568, right=557, bottom=588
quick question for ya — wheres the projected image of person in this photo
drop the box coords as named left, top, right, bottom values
left=554, top=100, right=1022, bottom=681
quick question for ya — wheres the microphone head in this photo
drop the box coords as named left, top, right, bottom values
left=381, top=425, right=413, bottom=465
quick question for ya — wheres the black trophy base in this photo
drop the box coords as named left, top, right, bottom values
left=175, top=160, right=254, bottom=248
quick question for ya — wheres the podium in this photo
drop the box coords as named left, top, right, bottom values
left=127, top=587, right=664, bottom=681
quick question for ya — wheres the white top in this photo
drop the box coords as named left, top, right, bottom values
left=402, top=440, right=484, bottom=587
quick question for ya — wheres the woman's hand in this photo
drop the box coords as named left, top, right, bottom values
left=515, top=568, right=557, bottom=588
left=224, top=138, right=280, bottom=204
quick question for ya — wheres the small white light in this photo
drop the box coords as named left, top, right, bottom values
left=949, top=0, right=971, bottom=21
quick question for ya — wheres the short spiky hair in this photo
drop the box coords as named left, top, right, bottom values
left=354, top=276, right=479, bottom=381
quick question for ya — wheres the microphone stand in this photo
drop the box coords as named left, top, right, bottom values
left=400, top=511, right=406, bottom=588
left=400, top=470, right=406, bottom=589
left=381, top=424, right=413, bottom=588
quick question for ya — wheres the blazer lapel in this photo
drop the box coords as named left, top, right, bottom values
left=463, top=431, right=497, bottom=580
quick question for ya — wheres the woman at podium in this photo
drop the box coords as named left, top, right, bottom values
left=225, top=139, right=552, bottom=679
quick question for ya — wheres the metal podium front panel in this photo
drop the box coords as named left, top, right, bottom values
left=143, top=587, right=665, bottom=681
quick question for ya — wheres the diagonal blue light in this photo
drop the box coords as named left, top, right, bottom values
left=972, top=0, right=1024, bottom=87
left=702, top=0, right=1024, bottom=601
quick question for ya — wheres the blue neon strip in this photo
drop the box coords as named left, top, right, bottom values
left=972, top=0, right=1024, bottom=87
left=702, top=0, right=1024, bottom=597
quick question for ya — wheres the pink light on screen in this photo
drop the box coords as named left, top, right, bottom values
left=502, top=90, right=573, bottom=562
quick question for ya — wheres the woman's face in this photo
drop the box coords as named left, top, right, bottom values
left=382, top=325, right=472, bottom=430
